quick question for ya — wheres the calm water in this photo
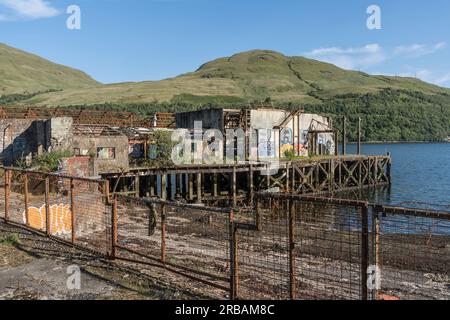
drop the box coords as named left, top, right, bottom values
left=342, top=143, right=450, bottom=211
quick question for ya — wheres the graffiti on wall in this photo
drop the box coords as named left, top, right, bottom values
left=280, top=128, right=293, bottom=156
left=23, top=203, right=72, bottom=236
left=291, top=129, right=308, bottom=156
left=258, top=129, right=276, bottom=158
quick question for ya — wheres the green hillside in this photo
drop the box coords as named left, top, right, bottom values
left=13, top=49, right=450, bottom=106
left=0, top=43, right=100, bottom=96
left=0, top=46, right=449, bottom=141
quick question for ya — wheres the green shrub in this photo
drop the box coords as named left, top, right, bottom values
left=31, top=151, right=73, bottom=172
left=1, top=233, right=21, bottom=246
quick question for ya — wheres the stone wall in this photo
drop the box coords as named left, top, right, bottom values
left=46, top=117, right=73, bottom=152
left=72, top=135, right=129, bottom=175
left=0, top=119, right=46, bottom=166
left=0, top=117, right=75, bottom=166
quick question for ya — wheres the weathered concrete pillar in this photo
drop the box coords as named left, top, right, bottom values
left=175, top=173, right=181, bottom=199
left=188, top=173, right=194, bottom=201
left=134, top=176, right=140, bottom=197
left=149, top=175, right=155, bottom=197
left=196, top=172, right=202, bottom=203
left=161, top=174, right=167, bottom=200
left=213, top=173, right=218, bottom=198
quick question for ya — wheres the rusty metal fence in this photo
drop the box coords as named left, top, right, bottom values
left=242, top=193, right=449, bottom=300
left=0, top=167, right=448, bottom=300
left=0, top=167, right=112, bottom=257
left=371, top=205, right=450, bottom=300
left=239, top=194, right=368, bottom=300
left=113, top=195, right=231, bottom=298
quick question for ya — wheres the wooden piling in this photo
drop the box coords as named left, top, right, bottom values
left=188, top=173, right=194, bottom=201
left=196, top=172, right=202, bottom=203
left=342, top=116, right=347, bottom=155
left=213, top=173, right=218, bottom=198
left=134, top=176, right=140, bottom=197
left=357, top=117, right=361, bottom=155
left=161, top=174, right=167, bottom=200
left=149, top=175, right=155, bottom=197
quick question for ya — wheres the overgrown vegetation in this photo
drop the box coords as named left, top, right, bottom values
left=16, top=150, right=73, bottom=172
left=0, top=233, right=21, bottom=246
left=132, top=131, right=175, bottom=167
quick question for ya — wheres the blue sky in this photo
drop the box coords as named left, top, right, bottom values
left=1, top=0, right=449, bottom=87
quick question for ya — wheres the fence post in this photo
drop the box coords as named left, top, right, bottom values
left=361, top=203, right=369, bottom=300
left=45, top=175, right=50, bottom=236
left=288, top=198, right=296, bottom=300
left=110, top=196, right=118, bottom=259
left=70, top=178, right=76, bottom=244
left=161, top=203, right=166, bottom=265
left=104, top=179, right=110, bottom=204
left=255, top=196, right=261, bottom=231
left=24, top=172, right=29, bottom=226
left=229, top=209, right=238, bottom=300
left=232, top=166, right=237, bottom=207
left=374, top=208, right=381, bottom=300
left=4, top=169, right=10, bottom=222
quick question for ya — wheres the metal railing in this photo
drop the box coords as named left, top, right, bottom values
left=0, top=167, right=448, bottom=300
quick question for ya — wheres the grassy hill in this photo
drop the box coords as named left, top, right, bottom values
left=0, top=46, right=449, bottom=141
left=11, top=49, right=450, bottom=106
left=0, top=43, right=100, bottom=96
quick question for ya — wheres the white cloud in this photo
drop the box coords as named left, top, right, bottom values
left=305, top=44, right=386, bottom=70
left=0, top=0, right=59, bottom=20
left=433, top=73, right=450, bottom=86
left=305, top=42, right=447, bottom=72
left=393, top=42, right=446, bottom=58
left=308, top=44, right=381, bottom=56
left=391, top=69, right=450, bottom=87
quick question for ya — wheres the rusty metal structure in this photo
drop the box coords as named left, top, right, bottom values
left=0, top=105, right=175, bottom=129
left=1, top=167, right=448, bottom=300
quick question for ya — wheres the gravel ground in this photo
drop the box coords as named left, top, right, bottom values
left=0, top=221, right=221, bottom=300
